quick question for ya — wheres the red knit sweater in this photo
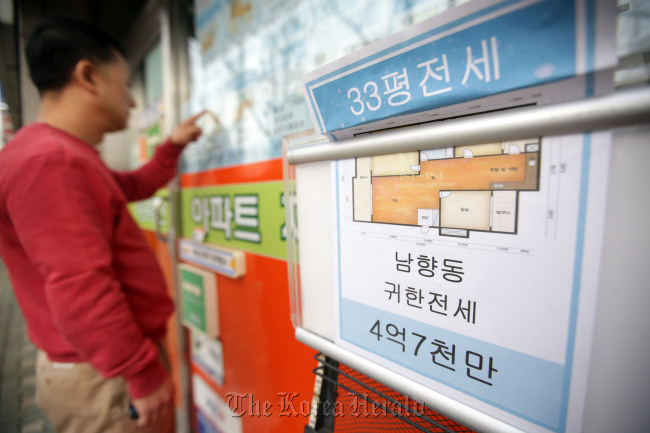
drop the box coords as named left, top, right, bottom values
left=0, top=123, right=181, bottom=399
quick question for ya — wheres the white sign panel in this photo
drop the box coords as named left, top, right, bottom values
left=193, top=374, right=242, bottom=433
left=180, top=239, right=246, bottom=278
left=333, top=131, right=611, bottom=432
left=322, top=1, right=616, bottom=431
left=192, top=331, right=225, bottom=386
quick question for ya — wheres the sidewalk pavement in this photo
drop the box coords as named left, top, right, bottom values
left=0, top=260, right=54, bottom=433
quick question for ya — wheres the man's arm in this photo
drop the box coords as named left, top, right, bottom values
left=112, top=111, right=205, bottom=201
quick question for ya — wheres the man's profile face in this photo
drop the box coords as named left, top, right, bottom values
left=96, top=53, right=136, bottom=133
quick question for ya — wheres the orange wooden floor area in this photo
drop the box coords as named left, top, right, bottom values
left=371, top=154, right=529, bottom=226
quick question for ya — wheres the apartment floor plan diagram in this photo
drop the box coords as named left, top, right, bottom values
left=353, top=139, right=540, bottom=238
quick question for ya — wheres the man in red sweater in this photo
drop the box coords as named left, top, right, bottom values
left=0, top=19, right=204, bottom=432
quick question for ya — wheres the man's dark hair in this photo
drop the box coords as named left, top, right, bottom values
left=25, top=18, right=125, bottom=93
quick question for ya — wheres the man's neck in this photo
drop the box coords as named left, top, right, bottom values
left=37, top=90, right=104, bottom=146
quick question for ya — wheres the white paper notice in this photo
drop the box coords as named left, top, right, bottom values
left=333, top=131, right=612, bottom=432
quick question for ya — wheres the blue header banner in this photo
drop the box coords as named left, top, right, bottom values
left=304, top=0, right=582, bottom=136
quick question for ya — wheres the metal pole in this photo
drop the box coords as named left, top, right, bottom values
left=296, top=327, right=524, bottom=433
left=287, top=86, right=650, bottom=165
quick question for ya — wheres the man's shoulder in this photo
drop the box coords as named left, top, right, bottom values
left=0, top=125, right=102, bottom=196
left=3, top=123, right=67, bottom=157
left=1, top=123, right=97, bottom=169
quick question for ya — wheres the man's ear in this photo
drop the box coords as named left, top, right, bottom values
left=72, top=59, right=100, bottom=94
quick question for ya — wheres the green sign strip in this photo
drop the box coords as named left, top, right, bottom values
left=181, top=181, right=286, bottom=260
left=128, top=188, right=170, bottom=232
